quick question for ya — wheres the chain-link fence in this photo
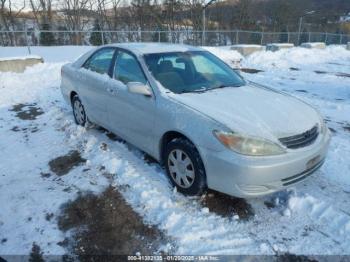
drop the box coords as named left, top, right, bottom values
left=1, top=30, right=349, bottom=47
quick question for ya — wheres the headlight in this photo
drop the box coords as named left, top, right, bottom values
left=213, top=130, right=285, bottom=156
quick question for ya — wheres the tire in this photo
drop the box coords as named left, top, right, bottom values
left=71, top=95, right=87, bottom=126
left=164, top=138, right=207, bottom=196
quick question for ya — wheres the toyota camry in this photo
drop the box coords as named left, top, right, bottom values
left=60, top=43, right=331, bottom=198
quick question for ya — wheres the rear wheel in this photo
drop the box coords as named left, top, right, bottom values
left=164, top=138, right=207, bottom=196
left=72, top=95, right=86, bottom=126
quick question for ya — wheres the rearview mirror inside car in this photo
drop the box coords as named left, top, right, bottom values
left=175, top=57, right=186, bottom=63
left=127, top=82, right=152, bottom=97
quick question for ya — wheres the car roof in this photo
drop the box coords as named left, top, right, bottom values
left=104, top=42, right=204, bottom=55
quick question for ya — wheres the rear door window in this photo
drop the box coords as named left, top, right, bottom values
left=83, top=48, right=115, bottom=75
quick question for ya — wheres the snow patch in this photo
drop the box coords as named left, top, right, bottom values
left=0, top=55, right=42, bottom=61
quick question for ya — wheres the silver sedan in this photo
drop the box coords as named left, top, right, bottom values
left=60, top=43, right=331, bottom=198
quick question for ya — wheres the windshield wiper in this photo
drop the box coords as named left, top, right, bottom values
left=180, top=83, right=242, bottom=94
left=181, top=87, right=207, bottom=94
left=209, top=84, right=242, bottom=90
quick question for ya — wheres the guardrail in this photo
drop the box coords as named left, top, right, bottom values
left=1, top=30, right=349, bottom=48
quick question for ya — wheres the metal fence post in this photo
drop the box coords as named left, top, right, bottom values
left=101, top=31, right=105, bottom=45
left=236, top=30, right=239, bottom=45
left=202, top=8, right=206, bottom=46
left=324, top=32, right=327, bottom=44
left=24, top=25, right=31, bottom=55
left=339, top=34, right=343, bottom=45
left=158, top=31, right=161, bottom=42
left=308, top=32, right=311, bottom=42
left=260, top=32, right=264, bottom=45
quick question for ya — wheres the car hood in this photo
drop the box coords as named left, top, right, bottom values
left=170, top=84, right=320, bottom=142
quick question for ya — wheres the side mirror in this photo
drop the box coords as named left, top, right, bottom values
left=127, top=82, right=152, bottom=97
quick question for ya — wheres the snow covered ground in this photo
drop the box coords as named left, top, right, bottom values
left=0, top=45, right=350, bottom=256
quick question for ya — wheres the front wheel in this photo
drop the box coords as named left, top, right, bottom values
left=72, top=95, right=87, bottom=126
left=164, top=138, right=207, bottom=196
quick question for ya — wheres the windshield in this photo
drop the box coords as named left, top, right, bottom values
left=143, top=51, right=245, bottom=94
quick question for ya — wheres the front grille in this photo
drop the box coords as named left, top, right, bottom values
left=279, top=125, right=319, bottom=149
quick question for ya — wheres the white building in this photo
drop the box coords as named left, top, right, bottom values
left=340, top=12, right=350, bottom=23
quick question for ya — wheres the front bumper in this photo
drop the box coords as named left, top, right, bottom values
left=199, top=129, right=331, bottom=198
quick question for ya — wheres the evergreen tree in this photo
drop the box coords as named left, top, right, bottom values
left=279, top=28, right=289, bottom=43
left=57, top=26, right=68, bottom=45
left=152, top=25, right=168, bottom=43
left=90, top=20, right=105, bottom=46
left=299, top=28, right=309, bottom=44
left=249, top=32, right=261, bottom=44
left=40, top=23, right=55, bottom=46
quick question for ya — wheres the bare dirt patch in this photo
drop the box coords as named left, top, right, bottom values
left=200, top=190, right=254, bottom=220
left=343, top=125, right=350, bottom=132
left=314, top=70, right=327, bottom=75
left=143, top=154, right=158, bottom=165
left=239, top=68, right=264, bottom=74
left=58, top=186, right=170, bottom=257
left=45, top=213, right=54, bottom=221
left=10, top=124, right=39, bottom=134
left=10, top=126, right=21, bottom=132
left=40, top=172, right=51, bottom=178
left=264, top=190, right=293, bottom=213
left=314, top=70, right=350, bottom=78
left=29, top=242, right=44, bottom=262
left=328, top=62, right=349, bottom=66
left=289, top=67, right=300, bottom=71
left=328, top=127, right=336, bottom=133
left=335, top=72, right=350, bottom=78
left=9, top=103, right=44, bottom=120
left=96, top=126, right=123, bottom=142
left=49, top=150, right=86, bottom=176
left=105, top=131, right=122, bottom=142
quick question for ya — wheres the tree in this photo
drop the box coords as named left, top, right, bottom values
left=0, top=0, right=26, bottom=45
left=299, top=28, right=309, bottom=44
left=29, top=0, right=53, bottom=29
left=57, top=25, right=68, bottom=45
left=59, top=0, right=91, bottom=44
left=279, top=27, right=289, bottom=42
left=235, top=0, right=253, bottom=30
left=40, top=23, right=55, bottom=45
left=152, top=25, right=168, bottom=42
left=90, top=19, right=105, bottom=45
